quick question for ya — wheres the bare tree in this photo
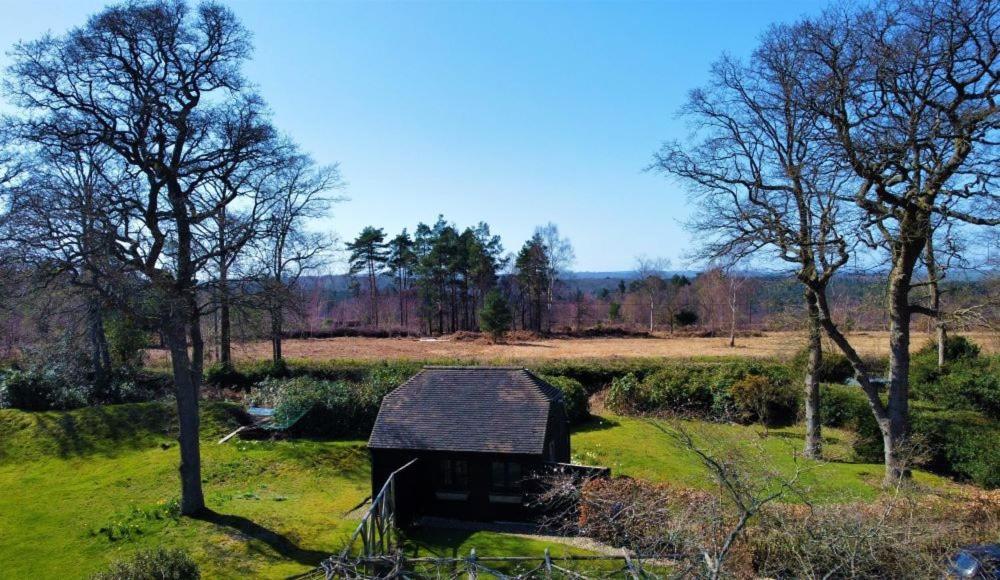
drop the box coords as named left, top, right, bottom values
left=795, top=0, right=999, bottom=482
left=5, top=0, right=281, bottom=514
left=633, top=256, right=670, bottom=333
left=534, top=222, right=575, bottom=331
left=252, top=152, right=341, bottom=365
left=653, top=24, right=856, bottom=458
left=0, top=144, right=128, bottom=391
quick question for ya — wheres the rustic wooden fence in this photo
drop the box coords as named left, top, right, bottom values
left=340, top=458, right=418, bottom=560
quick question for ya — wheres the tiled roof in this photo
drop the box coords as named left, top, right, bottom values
left=368, top=367, right=563, bottom=455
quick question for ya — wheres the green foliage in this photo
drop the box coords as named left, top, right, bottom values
left=730, top=374, right=800, bottom=427
left=249, top=364, right=414, bottom=438
left=539, top=374, right=589, bottom=424
left=606, top=373, right=647, bottom=414
left=104, top=313, right=149, bottom=371
left=91, top=547, right=199, bottom=579
left=673, top=309, right=698, bottom=327
left=203, top=363, right=251, bottom=391
left=478, top=289, right=513, bottom=341
left=603, top=360, right=797, bottom=424
left=640, top=367, right=714, bottom=414
left=608, top=301, right=621, bottom=321
left=910, top=340, right=998, bottom=419
left=819, top=384, right=871, bottom=429
left=852, top=405, right=1000, bottom=488
left=0, top=368, right=88, bottom=411
left=791, top=348, right=854, bottom=383
left=916, top=334, right=981, bottom=361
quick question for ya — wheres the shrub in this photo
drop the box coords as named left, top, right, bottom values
left=91, top=547, right=199, bottom=580
left=0, top=368, right=89, bottom=411
left=249, top=376, right=384, bottom=438
left=204, top=363, right=251, bottom=391
left=791, top=348, right=854, bottom=383
left=673, top=309, right=698, bottom=327
left=916, top=334, right=981, bottom=361
left=640, top=367, right=714, bottom=415
left=104, top=313, right=150, bottom=372
left=708, top=360, right=795, bottom=422
left=540, top=374, right=590, bottom=424
left=605, top=372, right=649, bottom=414
left=853, top=406, right=1000, bottom=488
left=911, top=353, right=1000, bottom=419
left=730, top=374, right=799, bottom=427
left=819, top=384, right=871, bottom=429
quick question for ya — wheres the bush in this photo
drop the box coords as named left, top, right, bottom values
left=540, top=374, right=590, bottom=424
left=791, top=348, right=854, bottom=383
left=605, top=373, right=648, bottom=414
left=249, top=374, right=392, bottom=438
left=853, top=406, right=1000, bottom=488
left=641, top=367, right=714, bottom=414
left=707, top=360, right=795, bottom=422
left=0, top=368, right=89, bottom=411
left=911, top=352, right=999, bottom=419
left=91, top=547, right=199, bottom=580
left=673, top=309, right=698, bottom=327
left=819, top=383, right=871, bottom=429
left=204, top=363, right=251, bottom=391
left=730, top=374, right=799, bottom=427
left=916, top=334, right=981, bottom=361
left=104, top=313, right=150, bottom=371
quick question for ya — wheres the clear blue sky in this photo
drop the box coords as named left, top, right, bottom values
left=0, top=0, right=828, bottom=272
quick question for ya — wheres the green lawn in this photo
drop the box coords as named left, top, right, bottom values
left=0, top=403, right=369, bottom=579
left=572, top=413, right=955, bottom=502
left=0, top=403, right=961, bottom=578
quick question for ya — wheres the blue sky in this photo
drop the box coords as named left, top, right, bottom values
left=0, top=0, right=828, bottom=271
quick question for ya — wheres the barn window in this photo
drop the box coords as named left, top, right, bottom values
left=439, top=459, right=469, bottom=490
left=490, top=461, right=522, bottom=492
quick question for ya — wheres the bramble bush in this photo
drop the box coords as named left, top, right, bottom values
left=91, top=547, right=199, bottom=580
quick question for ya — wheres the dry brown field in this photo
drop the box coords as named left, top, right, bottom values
left=153, top=330, right=999, bottom=363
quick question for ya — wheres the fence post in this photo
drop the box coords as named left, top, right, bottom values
left=468, top=547, right=477, bottom=580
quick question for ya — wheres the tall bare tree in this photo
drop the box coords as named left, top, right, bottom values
left=5, top=0, right=280, bottom=514
left=795, top=0, right=999, bottom=481
left=253, top=152, right=341, bottom=364
left=654, top=26, right=855, bottom=458
left=633, top=256, right=670, bottom=333
left=534, top=222, right=575, bottom=331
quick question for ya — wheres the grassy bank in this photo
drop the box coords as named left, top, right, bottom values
left=0, top=402, right=971, bottom=578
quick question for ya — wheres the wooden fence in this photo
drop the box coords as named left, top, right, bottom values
left=341, top=458, right=418, bottom=560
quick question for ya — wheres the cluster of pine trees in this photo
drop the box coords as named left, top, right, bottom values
left=345, top=217, right=570, bottom=336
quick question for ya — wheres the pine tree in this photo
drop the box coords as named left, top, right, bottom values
left=479, top=289, right=513, bottom=343
left=346, top=227, right=389, bottom=328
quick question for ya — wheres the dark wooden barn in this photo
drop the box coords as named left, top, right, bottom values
left=368, top=366, right=573, bottom=523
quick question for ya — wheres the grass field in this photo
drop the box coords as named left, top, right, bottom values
left=0, top=401, right=968, bottom=578
left=147, top=331, right=999, bottom=364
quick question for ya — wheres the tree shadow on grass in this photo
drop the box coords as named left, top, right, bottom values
left=195, top=509, right=331, bottom=566
left=570, top=415, right=620, bottom=434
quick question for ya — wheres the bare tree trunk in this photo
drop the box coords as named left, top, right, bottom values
left=164, top=302, right=205, bottom=516
left=812, top=287, right=896, bottom=483
left=925, top=236, right=946, bottom=368
left=884, top=248, right=918, bottom=484
left=87, top=295, right=112, bottom=392
left=649, top=300, right=654, bottom=333
left=271, top=304, right=283, bottom=364
left=218, top=272, right=232, bottom=369
left=803, top=289, right=822, bottom=459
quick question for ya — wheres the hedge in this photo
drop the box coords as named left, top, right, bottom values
left=605, top=360, right=799, bottom=426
